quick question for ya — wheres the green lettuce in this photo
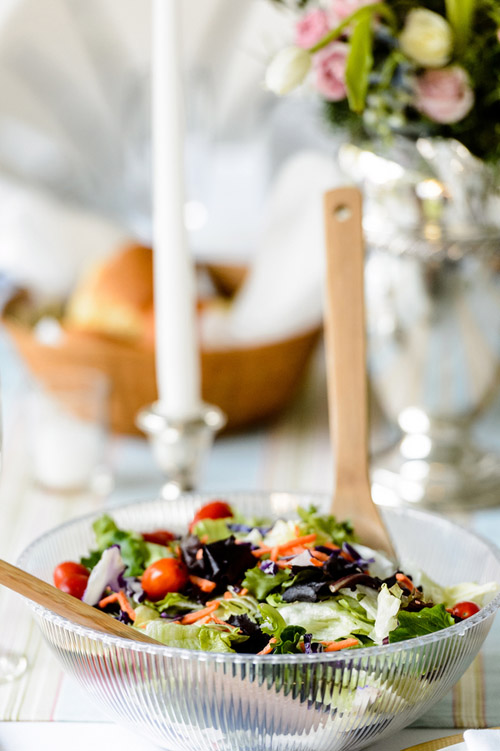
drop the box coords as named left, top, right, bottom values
left=143, top=621, right=247, bottom=652
left=418, top=571, right=498, bottom=609
left=134, top=604, right=160, bottom=628
left=242, top=567, right=290, bottom=600
left=155, top=593, right=201, bottom=615
left=297, top=506, right=355, bottom=545
left=373, top=584, right=402, bottom=644
left=277, top=599, right=373, bottom=642
left=83, top=514, right=170, bottom=577
left=273, top=626, right=306, bottom=654
left=389, top=604, right=455, bottom=644
left=191, top=518, right=232, bottom=543
left=259, top=603, right=287, bottom=639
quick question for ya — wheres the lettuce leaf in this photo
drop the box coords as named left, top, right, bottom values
left=134, top=604, right=161, bottom=628
left=373, top=584, right=402, bottom=644
left=416, top=571, right=499, bottom=609
left=389, top=605, right=455, bottom=644
left=259, top=603, right=287, bottom=639
left=85, top=515, right=171, bottom=577
left=155, top=593, right=201, bottom=615
left=273, top=625, right=306, bottom=654
left=191, top=518, right=232, bottom=543
left=297, top=506, right=355, bottom=545
left=143, top=621, right=247, bottom=652
left=242, top=567, right=290, bottom=600
left=277, top=599, right=373, bottom=642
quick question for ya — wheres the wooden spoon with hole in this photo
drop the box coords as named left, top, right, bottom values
left=0, top=559, right=162, bottom=644
left=324, top=187, right=396, bottom=558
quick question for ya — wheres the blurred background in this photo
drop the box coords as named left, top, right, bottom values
left=1, top=0, right=500, bottom=511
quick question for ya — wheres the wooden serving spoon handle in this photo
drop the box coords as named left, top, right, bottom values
left=0, top=559, right=162, bottom=645
left=324, top=187, right=395, bottom=557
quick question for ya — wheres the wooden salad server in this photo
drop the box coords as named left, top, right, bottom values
left=323, top=187, right=396, bottom=558
left=0, top=558, right=162, bottom=645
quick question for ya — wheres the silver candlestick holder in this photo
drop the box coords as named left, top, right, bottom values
left=136, top=402, right=227, bottom=496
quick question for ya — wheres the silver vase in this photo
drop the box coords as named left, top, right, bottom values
left=340, top=137, right=500, bottom=509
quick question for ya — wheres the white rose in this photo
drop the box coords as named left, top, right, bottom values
left=399, top=9, right=453, bottom=68
left=265, top=46, right=312, bottom=96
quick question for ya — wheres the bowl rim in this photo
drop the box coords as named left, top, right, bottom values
left=17, top=491, right=500, bottom=664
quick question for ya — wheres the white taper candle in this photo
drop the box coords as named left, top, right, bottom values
left=152, top=0, right=201, bottom=419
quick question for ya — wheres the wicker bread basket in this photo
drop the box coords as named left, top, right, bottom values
left=4, top=319, right=320, bottom=434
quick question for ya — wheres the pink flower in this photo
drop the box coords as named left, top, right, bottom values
left=314, top=42, right=348, bottom=101
left=414, top=67, right=474, bottom=124
left=295, top=9, right=330, bottom=49
left=330, top=0, right=379, bottom=26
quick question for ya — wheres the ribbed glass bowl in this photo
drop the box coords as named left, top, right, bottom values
left=17, top=493, right=500, bottom=751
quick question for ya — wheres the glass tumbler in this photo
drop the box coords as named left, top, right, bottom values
left=30, top=367, right=110, bottom=494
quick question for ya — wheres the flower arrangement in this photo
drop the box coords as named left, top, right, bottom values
left=266, top=0, right=500, bottom=162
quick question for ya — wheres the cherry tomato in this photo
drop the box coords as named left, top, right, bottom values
left=142, top=530, right=176, bottom=546
left=57, top=573, right=89, bottom=600
left=189, top=501, right=233, bottom=533
left=450, top=601, right=480, bottom=619
left=53, top=561, right=90, bottom=588
left=142, top=558, right=189, bottom=600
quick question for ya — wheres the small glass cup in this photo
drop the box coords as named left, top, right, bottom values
left=30, top=367, right=110, bottom=494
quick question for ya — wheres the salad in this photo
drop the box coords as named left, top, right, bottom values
left=53, top=502, right=498, bottom=654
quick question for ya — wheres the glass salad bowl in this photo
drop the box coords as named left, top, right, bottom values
left=17, top=492, right=500, bottom=751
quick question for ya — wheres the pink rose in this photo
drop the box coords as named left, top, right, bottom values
left=330, top=0, right=379, bottom=26
left=314, top=42, right=349, bottom=102
left=414, top=67, right=474, bottom=124
left=295, top=9, right=330, bottom=49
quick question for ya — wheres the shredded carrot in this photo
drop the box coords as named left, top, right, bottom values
left=270, top=547, right=279, bottom=562
left=180, top=601, right=220, bottom=625
left=322, top=638, right=359, bottom=652
left=195, top=549, right=204, bottom=561
left=257, top=637, right=277, bottom=656
left=207, top=616, right=229, bottom=626
left=396, top=573, right=415, bottom=592
left=311, top=551, right=330, bottom=562
left=277, top=534, right=317, bottom=554
left=200, top=535, right=209, bottom=544
left=310, top=557, right=324, bottom=568
left=117, top=590, right=137, bottom=622
left=189, top=575, right=216, bottom=593
left=319, top=543, right=340, bottom=551
left=252, top=534, right=317, bottom=558
left=239, top=588, right=248, bottom=596
left=98, top=592, right=119, bottom=608
left=223, top=591, right=233, bottom=600
left=340, top=551, right=355, bottom=563
left=276, top=561, right=293, bottom=569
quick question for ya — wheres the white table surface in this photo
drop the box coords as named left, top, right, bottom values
left=0, top=329, right=496, bottom=751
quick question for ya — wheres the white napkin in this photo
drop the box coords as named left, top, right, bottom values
left=464, top=729, right=500, bottom=750
left=214, top=149, right=345, bottom=344
left=0, top=176, right=125, bottom=300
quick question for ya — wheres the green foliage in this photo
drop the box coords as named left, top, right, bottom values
left=270, top=0, right=500, bottom=162
left=345, top=14, right=374, bottom=113
left=445, top=0, right=477, bottom=52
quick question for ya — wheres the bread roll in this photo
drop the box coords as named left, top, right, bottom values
left=65, top=243, right=154, bottom=345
